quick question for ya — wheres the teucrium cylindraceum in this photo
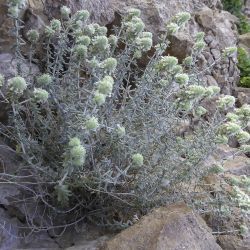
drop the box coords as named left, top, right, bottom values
left=0, top=5, right=249, bottom=230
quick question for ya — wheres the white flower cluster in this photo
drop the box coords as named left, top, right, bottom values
left=132, top=153, right=144, bottom=167
left=85, top=117, right=99, bottom=131
left=65, top=137, right=86, bottom=167
left=26, top=29, right=39, bottom=43
left=33, top=88, right=49, bottom=103
left=37, top=74, right=52, bottom=86
left=93, top=76, right=114, bottom=106
left=8, top=76, right=27, bottom=95
left=166, top=12, right=191, bottom=34
left=217, top=95, right=235, bottom=109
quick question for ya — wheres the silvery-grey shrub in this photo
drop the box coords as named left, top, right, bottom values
left=1, top=0, right=250, bottom=230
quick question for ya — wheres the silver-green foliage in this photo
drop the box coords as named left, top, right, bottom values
left=1, top=3, right=250, bottom=227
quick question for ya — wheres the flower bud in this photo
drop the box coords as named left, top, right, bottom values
left=186, top=85, right=206, bottom=98
left=93, top=36, right=109, bottom=52
left=194, top=106, right=207, bottom=117
left=100, top=58, right=117, bottom=73
left=172, top=65, right=183, bottom=75
left=87, top=58, right=99, bottom=68
left=183, top=56, right=192, bottom=67
left=136, top=37, right=152, bottom=52
left=60, top=6, right=71, bottom=19
left=37, top=74, right=52, bottom=86
left=26, top=29, right=39, bottom=43
left=108, top=35, right=118, bottom=47
left=175, top=73, right=189, bottom=85
left=226, top=113, right=239, bottom=122
left=8, top=76, right=27, bottom=95
left=68, top=137, right=81, bottom=147
left=133, top=50, right=142, bottom=59
left=44, top=26, right=55, bottom=37
left=217, top=95, right=235, bottom=109
left=240, top=224, right=249, bottom=236
left=193, top=41, right=206, bottom=52
left=195, top=32, right=205, bottom=42
left=126, top=17, right=145, bottom=36
left=73, top=45, right=88, bottom=60
left=127, top=8, right=141, bottom=19
left=97, top=76, right=114, bottom=96
left=76, top=36, right=91, bottom=46
left=166, top=23, right=179, bottom=34
left=173, top=12, right=191, bottom=26
left=236, top=104, right=250, bottom=119
left=50, top=19, right=61, bottom=32
left=240, top=144, right=250, bottom=153
left=94, top=91, right=106, bottom=106
left=236, top=130, right=250, bottom=144
left=84, top=24, right=95, bottom=36
left=132, top=153, right=144, bottom=166
left=116, top=125, right=126, bottom=138
left=8, top=6, right=19, bottom=18
left=96, top=26, right=108, bottom=36
left=223, top=122, right=241, bottom=136
left=85, top=117, right=99, bottom=130
left=73, top=10, right=90, bottom=22
left=70, top=144, right=86, bottom=166
left=205, top=86, right=220, bottom=97
left=155, top=56, right=178, bottom=72
left=33, top=88, right=49, bottom=103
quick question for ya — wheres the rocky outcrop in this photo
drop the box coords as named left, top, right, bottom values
left=102, top=203, right=221, bottom=250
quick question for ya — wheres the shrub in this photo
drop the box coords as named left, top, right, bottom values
left=1, top=4, right=249, bottom=232
left=238, top=47, right=250, bottom=87
left=222, top=0, right=250, bottom=34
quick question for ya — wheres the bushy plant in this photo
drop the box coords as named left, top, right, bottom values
left=222, top=0, right=250, bottom=34
left=238, top=47, right=250, bottom=87
left=1, top=3, right=249, bottom=232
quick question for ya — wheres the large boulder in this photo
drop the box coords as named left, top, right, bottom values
left=102, top=203, right=221, bottom=250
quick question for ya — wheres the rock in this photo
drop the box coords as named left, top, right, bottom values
left=223, top=156, right=250, bottom=176
left=195, top=7, right=239, bottom=94
left=206, top=75, right=218, bottom=86
left=235, top=87, right=250, bottom=105
left=217, top=235, right=250, bottom=250
left=211, top=48, right=221, bottom=60
left=196, top=8, right=238, bottom=48
left=0, top=53, right=39, bottom=80
left=102, top=203, right=221, bottom=250
left=167, top=32, right=194, bottom=61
